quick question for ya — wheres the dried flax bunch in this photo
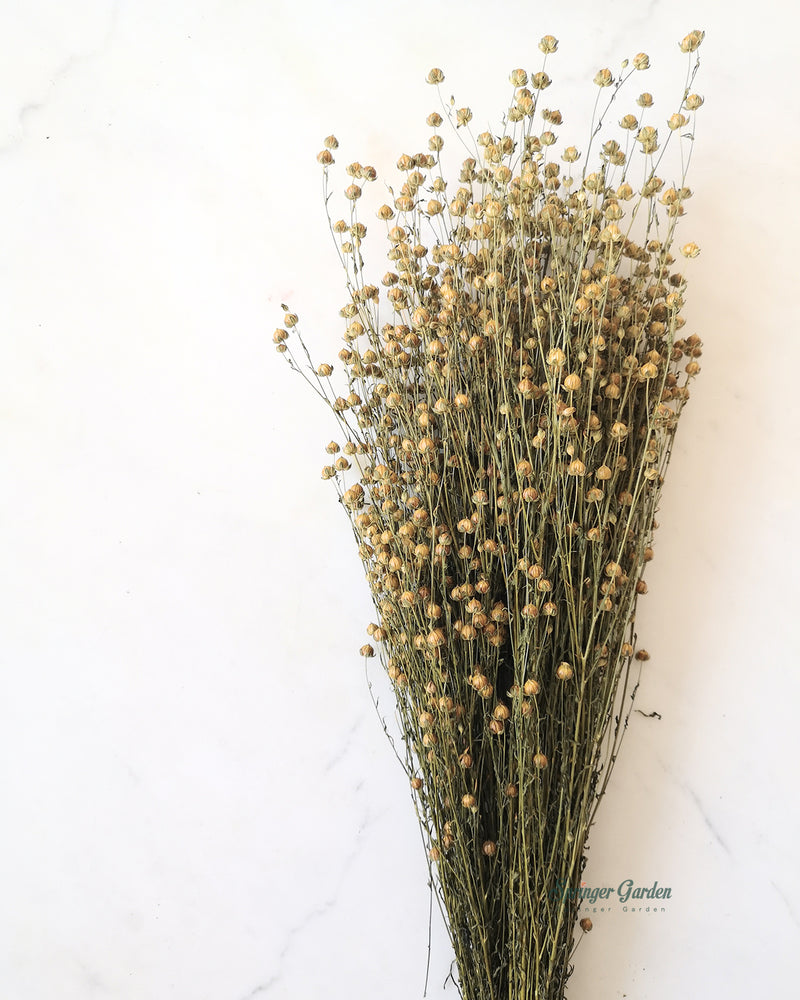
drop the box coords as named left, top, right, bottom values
left=275, top=29, right=704, bottom=1000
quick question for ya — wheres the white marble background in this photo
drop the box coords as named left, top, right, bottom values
left=2, top=1, right=798, bottom=998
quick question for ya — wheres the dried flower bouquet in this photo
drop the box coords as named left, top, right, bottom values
left=275, top=30, right=704, bottom=1000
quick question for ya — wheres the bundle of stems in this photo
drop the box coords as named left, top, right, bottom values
left=275, top=30, right=704, bottom=1000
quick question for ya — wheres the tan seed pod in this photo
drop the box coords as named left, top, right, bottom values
left=516, top=459, right=533, bottom=477
left=343, top=485, right=365, bottom=509
left=427, top=629, right=446, bottom=647
left=610, top=421, right=629, bottom=439
left=679, top=30, right=705, bottom=53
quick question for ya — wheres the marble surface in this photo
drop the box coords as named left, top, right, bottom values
left=2, top=2, right=799, bottom=997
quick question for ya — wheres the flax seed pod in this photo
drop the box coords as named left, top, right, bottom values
left=517, top=459, right=533, bottom=478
